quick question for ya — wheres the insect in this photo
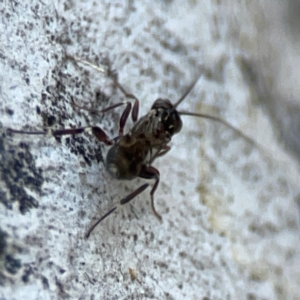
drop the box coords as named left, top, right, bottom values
left=8, top=57, right=255, bottom=239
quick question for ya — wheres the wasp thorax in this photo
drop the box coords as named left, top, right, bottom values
left=152, top=98, right=183, bottom=136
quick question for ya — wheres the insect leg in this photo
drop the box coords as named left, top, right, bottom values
left=85, top=183, right=149, bottom=239
left=8, top=126, right=113, bottom=145
left=119, top=183, right=149, bottom=205
left=85, top=165, right=162, bottom=238
left=65, top=53, right=108, bottom=75
left=118, top=101, right=132, bottom=137
left=150, top=145, right=171, bottom=163
left=113, top=80, right=139, bottom=123
left=72, top=99, right=132, bottom=138
left=66, top=54, right=139, bottom=123
left=84, top=206, right=117, bottom=239
left=138, top=165, right=161, bottom=221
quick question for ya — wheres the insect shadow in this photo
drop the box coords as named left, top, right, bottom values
left=8, top=56, right=256, bottom=239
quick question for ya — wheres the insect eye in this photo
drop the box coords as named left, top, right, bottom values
left=171, top=112, right=182, bottom=134
left=162, top=110, right=182, bottom=135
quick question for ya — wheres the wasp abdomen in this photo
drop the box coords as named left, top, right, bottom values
left=105, top=140, right=149, bottom=180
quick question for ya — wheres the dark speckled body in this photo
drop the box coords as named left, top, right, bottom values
left=105, top=98, right=182, bottom=180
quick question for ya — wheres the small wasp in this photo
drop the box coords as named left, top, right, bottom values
left=8, top=57, right=254, bottom=238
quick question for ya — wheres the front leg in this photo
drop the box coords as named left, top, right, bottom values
left=149, top=145, right=171, bottom=164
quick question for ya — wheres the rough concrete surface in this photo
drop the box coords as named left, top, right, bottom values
left=1, top=1, right=300, bottom=299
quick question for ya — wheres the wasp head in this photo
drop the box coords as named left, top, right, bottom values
left=151, top=98, right=183, bottom=136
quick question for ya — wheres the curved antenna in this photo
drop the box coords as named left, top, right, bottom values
left=174, top=76, right=201, bottom=108
left=178, top=111, right=256, bottom=145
